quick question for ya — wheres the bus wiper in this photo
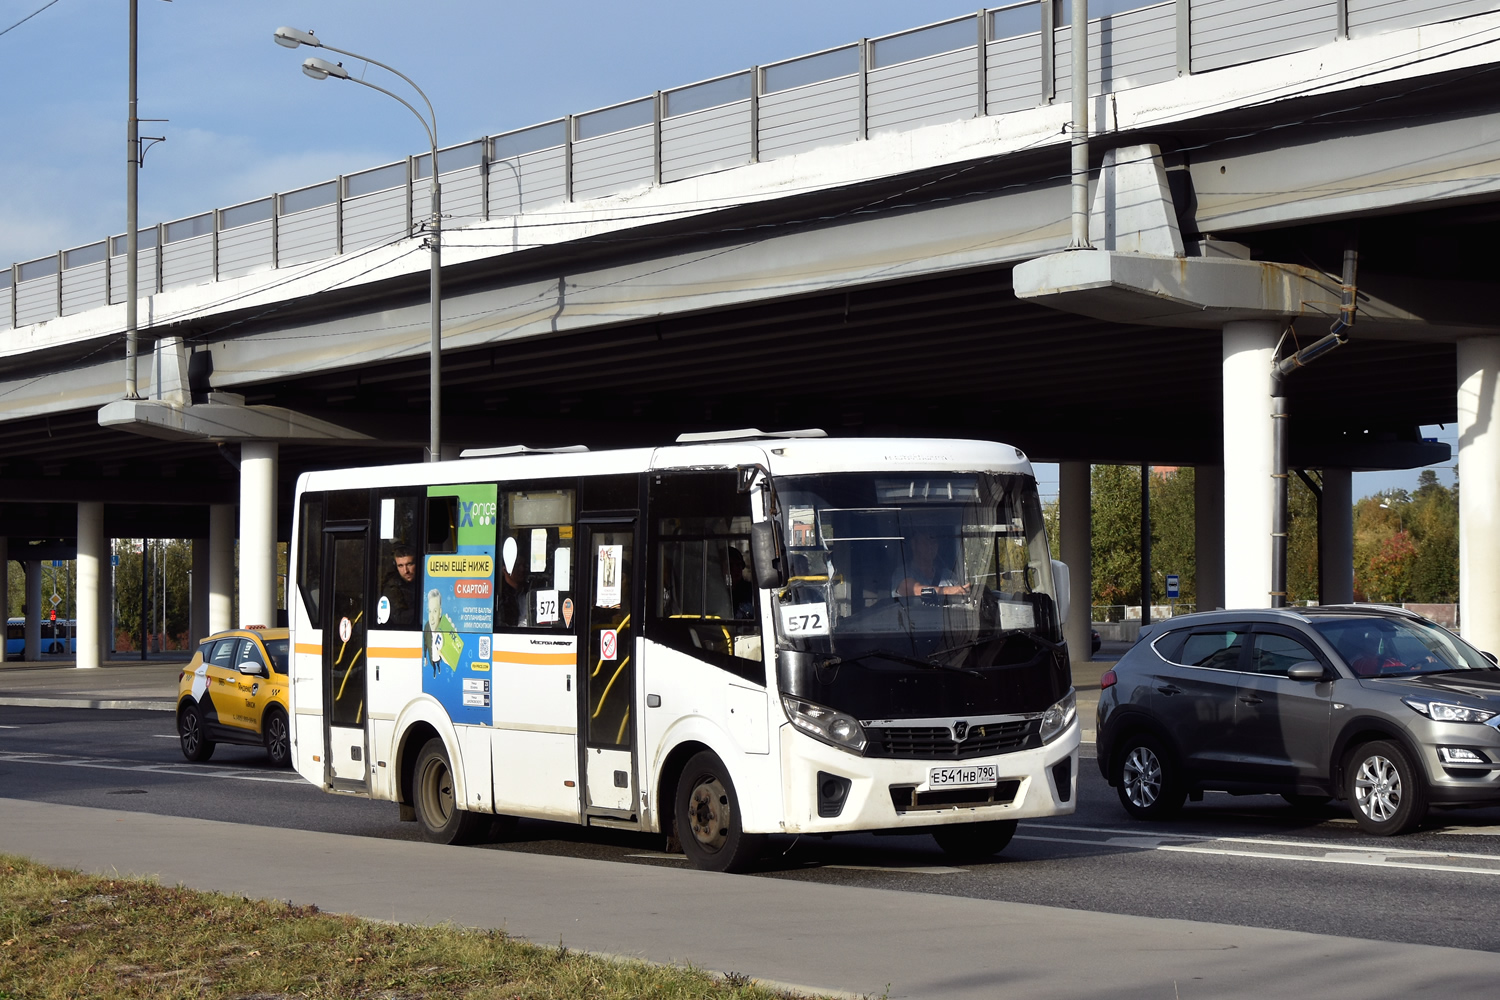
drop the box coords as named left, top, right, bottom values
left=929, top=629, right=1066, bottom=663
left=828, top=649, right=984, bottom=677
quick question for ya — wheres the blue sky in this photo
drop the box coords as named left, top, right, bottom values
left=0, top=0, right=970, bottom=266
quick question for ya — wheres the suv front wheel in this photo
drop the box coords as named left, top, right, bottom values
left=1114, top=732, right=1185, bottom=821
left=1345, top=740, right=1427, bottom=835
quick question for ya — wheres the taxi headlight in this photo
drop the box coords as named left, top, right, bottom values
left=782, top=695, right=867, bottom=754
left=1039, top=690, right=1077, bottom=743
left=1403, top=698, right=1496, bottom=724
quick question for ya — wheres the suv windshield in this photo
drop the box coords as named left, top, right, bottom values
left=1312, top=615, right=1497, bottom=678
left=771, top=471, right=1067, bottom=719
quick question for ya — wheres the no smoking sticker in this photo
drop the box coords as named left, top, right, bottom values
left=600, top=628, right=618, bottom=661
left=338, top=617, right=353, bottom=643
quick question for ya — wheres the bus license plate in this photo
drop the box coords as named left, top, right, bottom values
left=928, top=764, right=998, bottom=788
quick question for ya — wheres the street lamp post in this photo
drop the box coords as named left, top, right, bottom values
left=274, top=27, right=444, bottom=462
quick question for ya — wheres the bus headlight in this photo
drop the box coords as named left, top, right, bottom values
left=782, top=695, right=867, bottom=754
left=1039, top=690, right=1076, bottom=743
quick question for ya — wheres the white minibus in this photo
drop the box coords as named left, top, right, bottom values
left=285, top=433, right=1079, bottom=871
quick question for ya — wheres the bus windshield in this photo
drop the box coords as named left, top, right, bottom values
left=772, top=471, right=1067, bottom=720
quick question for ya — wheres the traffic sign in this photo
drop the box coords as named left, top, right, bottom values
left=49, top=593, right=61, bottom=607
left=1165, top=574, right=1180, bottom=599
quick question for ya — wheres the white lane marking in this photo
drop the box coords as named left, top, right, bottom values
left=822, top=864, right=966, bottom=875
left=0, top=752, right=305, bottom=784
left=1156, top=843, right=1500, bottom=878
left=1026, top=821, right=1500, bottom=861
left=0, top=725, right=19, bottom=729
left=152, top=734, right=178, bottom=739
left=1432, top=825, right=1500, bottom=836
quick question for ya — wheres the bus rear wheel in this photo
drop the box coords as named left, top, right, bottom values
left=413, top=738, right=486, bottom=845
left=931, top=820, right=1017, bottom=860
left=674, top=751, right=764, bottom=873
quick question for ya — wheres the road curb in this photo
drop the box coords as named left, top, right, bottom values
left=0, top=696, right=173, bottom=712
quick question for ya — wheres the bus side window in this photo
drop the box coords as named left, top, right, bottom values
left=374, top=494, right=422, bottom=629
left=648, top=471, right=762, bottom=684
left=497, top=488, right=575, bottom=630
left=427, top=496, right=458, bottom=554
left=298, top=495, right=324, bottom=624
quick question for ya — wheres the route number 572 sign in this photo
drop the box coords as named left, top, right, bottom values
left=778, top=602, right=830, bottom=637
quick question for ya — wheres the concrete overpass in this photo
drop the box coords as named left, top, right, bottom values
left=3, top=0, right=1499, bottom=665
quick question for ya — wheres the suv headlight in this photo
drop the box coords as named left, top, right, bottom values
left=781, top=695, right=866, bottom=754
left=1403, top=698, right=1496, bottom=724
left=1039, top=689, right=1077, bottom=743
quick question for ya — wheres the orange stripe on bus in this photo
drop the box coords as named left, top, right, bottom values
left=368, top=647, right=423, bottom=659
left=295, top=643, right=322, bottom=655
left=494, top=652, right=576, bottom=665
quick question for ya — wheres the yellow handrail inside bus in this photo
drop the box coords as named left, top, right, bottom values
left=591, top=657, right=629, bottom=719
left=590, top=614, right=630, bottom=678
left=334, top=648, right=363, bottom=703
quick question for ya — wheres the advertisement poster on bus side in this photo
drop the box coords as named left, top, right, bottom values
left=423, top=483, right=497, bottom=727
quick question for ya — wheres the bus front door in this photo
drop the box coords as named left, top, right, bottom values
left=579, top=520, right=639, bottom=822
left=323, top=527, right=371, bottom=791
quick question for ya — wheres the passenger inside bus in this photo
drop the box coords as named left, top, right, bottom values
left=380, top=545, right=418, bottom=627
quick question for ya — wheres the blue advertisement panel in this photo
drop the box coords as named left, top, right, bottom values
left=423, top=484, right=497, bottom=726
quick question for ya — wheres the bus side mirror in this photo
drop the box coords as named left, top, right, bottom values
left=751, top=520, right=787, bottom=588
left=1051, top=559, right=1071, bottom=625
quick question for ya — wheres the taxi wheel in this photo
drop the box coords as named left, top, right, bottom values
left=413, top=738, right=486, bottom=845
left=931, top=819, right=1018, bottom=860
left=674, top=751, right=765, bottom=873
left=179, top=703, right=215, bottom=762
left=262, top=707, right=292, bottom=768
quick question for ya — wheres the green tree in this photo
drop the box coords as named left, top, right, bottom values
left=1150, top=468, right=1195, bottom=608
left=1408, top=470, right=1458, bottom=602
left=1286, top=473, right=1319, bottom=604
left=1091, top=465, right=1142, bottom=617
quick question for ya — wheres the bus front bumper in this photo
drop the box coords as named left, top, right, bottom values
left=774, top=719, right=1080, bottom=834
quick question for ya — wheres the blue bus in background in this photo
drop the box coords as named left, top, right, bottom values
left=5, top=618, right=76, bottom=657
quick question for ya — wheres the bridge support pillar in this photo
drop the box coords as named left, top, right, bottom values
left=24, top=560, right=41, bottom=661
left=1059, top=461, right=1092, bottom=664
left=191, top=534, right=209, bottom=645
left=1318, top=469, right=1354, bottom=605
left=76, top=502, right=105, bottom=669
left=240, top=442, right=278, bottom=629
left=1222, top=320, right=1279, bottom=608
left=209, top=503, right=235, bottom=634
left=0, top=537, right=8, bottom=663
left=1458, top=337, right=1500, bottom=651
left=1194, top=464, right=1224, bottom=612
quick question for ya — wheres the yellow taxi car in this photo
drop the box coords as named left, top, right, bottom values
left=176, top=626, right=291, bottom=767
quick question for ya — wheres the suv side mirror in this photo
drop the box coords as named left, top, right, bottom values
left=240, top=661, right=267, bottom=677
left=1484, top=651, right=1498, bottom=665
left=750, top=520, right=787, bottom=588
left=1286, top=661, right=1325, bottom=682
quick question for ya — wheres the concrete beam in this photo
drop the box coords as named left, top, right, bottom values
left=98, top=396, right=373, bottom=444
left=1012, top=250, right=1497, bottom=337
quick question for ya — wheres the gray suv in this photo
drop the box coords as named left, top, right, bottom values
left=1096, top=605, right=1500, bottom=835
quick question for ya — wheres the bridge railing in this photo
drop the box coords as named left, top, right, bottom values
left=3, top=0, right=1494, bottom=335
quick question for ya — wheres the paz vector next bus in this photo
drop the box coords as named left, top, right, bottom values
left=286, top=433, right=1080, bottom=871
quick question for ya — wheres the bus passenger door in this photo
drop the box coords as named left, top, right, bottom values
left=579, top=520, right=639, bottom=820
left=323, top=527, right=370, bottom=790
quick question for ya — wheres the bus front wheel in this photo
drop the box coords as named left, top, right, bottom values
left=674, top=751, right=765, bottom=873
left=413, top=738, right=486, bottom=845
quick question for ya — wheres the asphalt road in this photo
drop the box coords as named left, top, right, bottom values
left=5, top=703, right=1500, bottom=953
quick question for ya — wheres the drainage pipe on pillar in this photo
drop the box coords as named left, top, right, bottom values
left=1069, top=0, right=1091, bottom=248
left=1270, top=375, right=1289, bottom=608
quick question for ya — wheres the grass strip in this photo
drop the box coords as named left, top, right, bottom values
left=0, top=854, right=832, bottom=1000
